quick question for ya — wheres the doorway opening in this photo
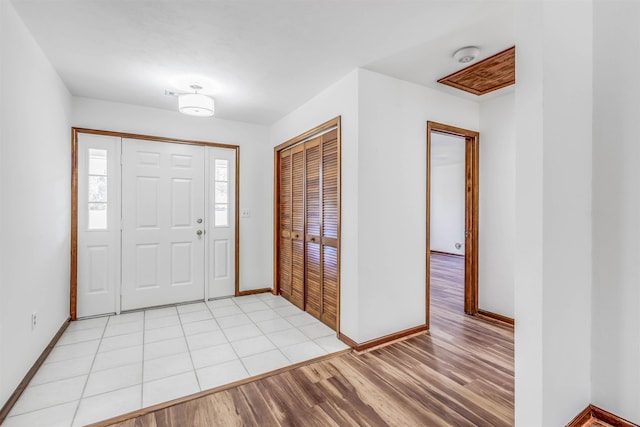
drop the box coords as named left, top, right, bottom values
left=426, top=122, right=479, bottom=329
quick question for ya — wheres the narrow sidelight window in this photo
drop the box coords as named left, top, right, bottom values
left=214, top=158, right=229, bottom=227
left=88, top=148, right=108, bottom=230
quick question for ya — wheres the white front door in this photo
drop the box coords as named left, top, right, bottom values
left=207, top=147, right=236, bottom=298
left=121, top=139, right=205, bottom=310
left=77, top=133, right=121, bottom=317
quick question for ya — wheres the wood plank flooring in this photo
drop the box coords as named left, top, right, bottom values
left=101, top=253, right=514, bottom=426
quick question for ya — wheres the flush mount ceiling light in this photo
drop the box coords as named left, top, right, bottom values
left=176, top=84, right=215, bottom=117
left=452, top=46, right=480, bottom=64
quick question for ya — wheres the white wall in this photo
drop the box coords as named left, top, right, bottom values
left=272, top=69, right=479, bottom=343
left=0, top=0, right=72, bottom=407
left=430, top=153, right=465, bottom=255
left=479, top=93, right=515, bottom=318
left=356, top=69, right=478, bottom=342
left=72, top=98, right=272, bottom=292
left=591, top=1, right=640, bottom=422
left=514, top=1, right=592, bottom=425
left=270, top=70, right=361, bottom=339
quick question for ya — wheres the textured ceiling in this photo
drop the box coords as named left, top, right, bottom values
left=11, top=0, right=514, bottom=125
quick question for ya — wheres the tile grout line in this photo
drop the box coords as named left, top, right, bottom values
left=237, top=296, right=313, bottom=367
left=69, top=316, right=110, bottom=426
left=236, top=298, right=294, bottom=365
left=185, top=298, right=330, bottom=384
left=21, top=342, right=101, bottom=387
left=4, top=324, right=109, bottom=421
left=259, top=297, right=335, bottom=363
left=262, top=298, right=336, bottom=359
left=117, top=299, right=329, bottom=411
left=252, top=307, right=297, bottom=365
left=177, top=305, right=204, bottom=391
left=204, top=300, right=252, bottom=377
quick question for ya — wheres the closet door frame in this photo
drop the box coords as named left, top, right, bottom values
left=273, top=116, right=341, bottom=333
left=70, top=128, right=240, bottom=320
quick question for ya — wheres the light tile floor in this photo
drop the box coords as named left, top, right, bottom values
left=4, top=293, right=349, bottom=427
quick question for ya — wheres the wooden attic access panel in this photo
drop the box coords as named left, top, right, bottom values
left=437, top=46, right=515, bottom=96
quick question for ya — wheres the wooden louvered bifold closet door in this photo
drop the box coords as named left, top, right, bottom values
left=319, top=130, right=339, bottom=329
left=303, top=130, right=339, bottom=329
left=278, top=127, right=339, bottom=330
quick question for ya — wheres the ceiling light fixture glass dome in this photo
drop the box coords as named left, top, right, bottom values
left=178, top=84, right=215, bottom=117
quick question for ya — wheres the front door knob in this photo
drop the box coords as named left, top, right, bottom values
left=196, top=229, right=203, bottom=236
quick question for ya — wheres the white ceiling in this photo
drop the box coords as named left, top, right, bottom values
left=10, top=0, right=514, bottom=125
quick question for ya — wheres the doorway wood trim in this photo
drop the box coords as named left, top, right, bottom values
left=426, top=121, right=479, bottom=329
left=273, top=116, right=341, bottom=333
left=70, top=128, right=240, bottom=320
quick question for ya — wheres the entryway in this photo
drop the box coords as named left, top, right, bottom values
left=72, top=130, right=239, bottom=319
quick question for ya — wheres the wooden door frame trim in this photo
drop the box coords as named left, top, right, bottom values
left=70, top=128, right=240, bottom=320
left=273, top=116, right=341, bottom=334
left=426, top=121, right=479, bottom=329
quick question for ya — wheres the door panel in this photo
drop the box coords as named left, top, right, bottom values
left=279, top=150, right=292, bottom=300
left=171, top=242, right=193, bottom=284
left=207, top=147, right=236, bottom=299
left=320, top=130, right=339, bottom=329
left=213, top=240, right=229, bottom=278
left=135, top=244, right=159, bottom=288
left=322, top=246, right=338, bottom=329
left=121, top=139, right=205, bottom=310
left=87, top=246, right=108, bottom=293
left=322, top=133, right=339, bottom=240
left=172, top=179, right=193, bottom=226
left=77, top=133, right=120, bottom=318
left=136, top=177, right=159, bottom=227
left=290, top=144, right=305, bottom=309
left=305, top=138, right=322, bottom=318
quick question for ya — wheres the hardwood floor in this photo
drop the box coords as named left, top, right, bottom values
left=100, top=253, right=514, bottom=426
